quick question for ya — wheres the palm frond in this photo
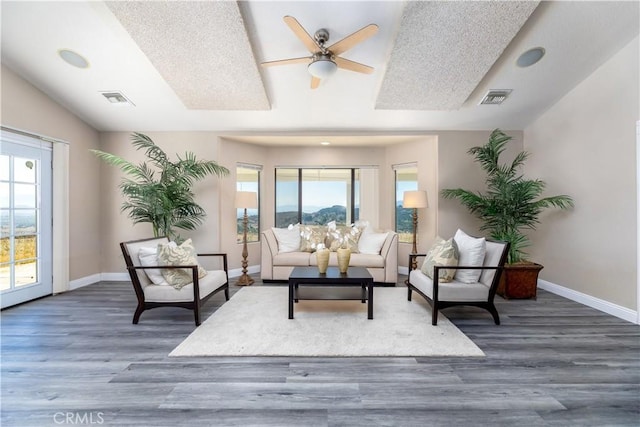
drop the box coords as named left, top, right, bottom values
left=441, top=128, right=574, bottom=262
left=92, top=132, right=229, bottom=239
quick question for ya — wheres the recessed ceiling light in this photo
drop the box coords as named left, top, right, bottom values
left=100, top=91, right=135, bottom=106
left=320, top=141, right=331, bottom=146
left=516, top=47, right=545, bottom=68
left=58, top=49, right=89, bottom=69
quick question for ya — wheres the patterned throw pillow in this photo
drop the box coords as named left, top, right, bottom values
left=326, top=222, right=362, bottom=252
left=300, top=225, right=327, bottom=252
left=157, top=239, right=207, bottom=289
left=421, top=237, right=459, bottom=282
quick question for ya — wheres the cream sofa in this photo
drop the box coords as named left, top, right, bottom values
left=260, top=228, right=398, bottom=284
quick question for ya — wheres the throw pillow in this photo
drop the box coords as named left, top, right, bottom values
left=326, top=223, right=362, bottom=252
left=358, top=231, right=388, bottom=255
left=300, top=225, right=326, bottom=252
left=137, top=246, right=167, bottom=285
left=453, top=229, right=486, bottom=283
left=421, top=237, right=459, bottom=282
left=271, top=224, right=301, bottom=253
left=157, top=239, right=207, bottom=289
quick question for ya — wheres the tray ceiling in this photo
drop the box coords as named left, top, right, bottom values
left=1, top=1, right=638, bottom=133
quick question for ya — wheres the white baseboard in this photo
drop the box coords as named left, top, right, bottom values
left=71, top=265, right=264, bottom=289
left=101, top=272, right=130, bottom=282
left=538, top=279, right=638, bottom=324
left=398, top=266, right=409, bottom=276
left=69, top=274, right=102, bottom=290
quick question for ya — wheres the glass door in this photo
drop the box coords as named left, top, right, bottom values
left=1, top=137, right=52, bottom=308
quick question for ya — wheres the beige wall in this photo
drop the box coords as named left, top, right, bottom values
left=218, top=139, right=268, bottom=272
left=524, top=36, right=639, bottom=310
left=218, top=140, right=387, bottom=271
left=383, top=137, right=438, bottom=268
left=437, top=130, right=524, bottom=239
left=99, top=132, right=226, bottom=272
left=1, top=64, right=101, bottom=280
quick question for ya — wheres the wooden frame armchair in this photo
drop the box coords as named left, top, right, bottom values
left=407, top=239, right=510, bottom=325
left=120, top=237, right=230, bottom=326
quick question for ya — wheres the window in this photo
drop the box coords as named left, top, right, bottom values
left=236, top=164, right=261, bottom=243
left=394, top=164, right=418, bottom=243
left=275, top=168, right=359, bottom=228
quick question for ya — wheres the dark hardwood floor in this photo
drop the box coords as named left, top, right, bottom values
left=1, top=275, right=639, bottom=426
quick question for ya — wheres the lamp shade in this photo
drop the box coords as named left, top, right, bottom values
left=235, top=191, right=258, bottom=209
left=308, top=59, right=337, bottom=79
left=403, top=190, right=428, bottom=209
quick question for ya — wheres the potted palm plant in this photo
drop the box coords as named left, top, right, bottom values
left=441, top=129, right=573, bottom=299
left=92, top=132, right=229, bottom=240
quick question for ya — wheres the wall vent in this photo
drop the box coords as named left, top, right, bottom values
left=480, top=89, right=512, bottom=105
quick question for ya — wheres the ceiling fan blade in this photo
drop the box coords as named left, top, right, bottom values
left=261, top=56, right=312, bottom=67
left=283, top=15, right=320, bottom=53
left=311, top=76, right=321, bottom=89
left=334, top=57, right=374, bottom=74
left=327, top=24, right=378, bottom=56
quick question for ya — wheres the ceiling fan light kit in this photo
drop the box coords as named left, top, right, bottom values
left=262, top=16, right=378, bottom=89
left=308, top=56, right=337, bottom=79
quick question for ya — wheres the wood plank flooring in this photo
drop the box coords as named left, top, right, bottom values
left=1, top=276, right=639, bottom=426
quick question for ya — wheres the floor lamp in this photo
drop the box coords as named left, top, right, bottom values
left=235, top=191, right=258, bottom=286
left=403, top=190, right=429, bottom=272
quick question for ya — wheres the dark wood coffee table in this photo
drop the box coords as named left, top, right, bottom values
left=288, top=266, right=374, bottom=319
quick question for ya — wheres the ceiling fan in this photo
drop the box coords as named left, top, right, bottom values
left=261, top=16, right=378, bottom=89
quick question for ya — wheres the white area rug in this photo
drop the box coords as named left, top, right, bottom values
left=170, top=287, right=484, bottom=357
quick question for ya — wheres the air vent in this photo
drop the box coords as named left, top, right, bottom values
left=480, top=90, right=512, bottom=105
left=100, top=91, right=135, bottom=106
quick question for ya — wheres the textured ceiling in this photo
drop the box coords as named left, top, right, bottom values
left=376, top=1, right=539, bottom=110
left=0, top=1, right=637, bottom=133
left=106, top=1, right=269, bottom=110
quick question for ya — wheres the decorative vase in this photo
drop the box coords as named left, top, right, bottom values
left=337, top=247, right=351, bottom=273
left=316, top=248, right=330, bottom=274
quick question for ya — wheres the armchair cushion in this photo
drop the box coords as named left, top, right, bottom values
left=421, top=237, right=458, bottom=282
left=453, top=229, right=486, bottom=283
left=144, top=270, right=227, bottom=303
left=157, top=239, right=207, bottom=288
left=409, top=269, right=490, bottom=301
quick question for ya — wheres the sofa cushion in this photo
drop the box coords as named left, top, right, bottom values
left=349, top=253, right=384, bottom=268
left=453, top=229, right=486, bottom=284
left=273, top=251, right=311, bottom=266
left=272, top=224, right=301, bottom=253
left=421, top=237, right=458, bottom=282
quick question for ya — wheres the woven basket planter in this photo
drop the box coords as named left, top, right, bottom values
left=497, top=262, right=543, bottom=299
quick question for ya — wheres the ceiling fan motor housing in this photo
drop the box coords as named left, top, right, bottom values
left=314, top=28, right=330, bottom=46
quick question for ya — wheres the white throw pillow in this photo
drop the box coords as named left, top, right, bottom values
left=137, top=246, right=167, bottom=285
left=358, top=231, right=388, bottom=255
left=453, top=229, right=486, bottom=283
left=272, top=224, right=301, bottom=253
